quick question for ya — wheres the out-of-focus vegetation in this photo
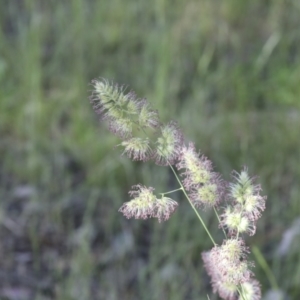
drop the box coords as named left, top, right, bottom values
left=1, top=0, right=300, bottom=299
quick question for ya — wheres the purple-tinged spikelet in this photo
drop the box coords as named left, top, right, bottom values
left=153, top=197, right=178, bottom=222
left=202, top=251, right=238, bottom=300
left=177, top=143, right=224, bottom=208
left=189, top=176, right=224, bottom=208
left=121, top=138, right=153, bottom=161
left=119, top=185, right=178, bottom=222
left=210, top=239, right=253, bottom=285
left=189, top=183, right=216, bottom=207
left=119, top=185, right=156, bottom=220
left=202, top=239, right=254, bottom=300
left=214, top=282, right=238, bottom=300
left=154, top=121, right=183, bottom=166
left=177, top=143, right=213, bottom=189
left=108, top=117, right=133, bottom=139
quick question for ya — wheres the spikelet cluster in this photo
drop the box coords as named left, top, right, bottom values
left=155, top=121, right=183, bottom=165
left=202, top=239, right=255, bottom=300
left=221, top=167, right=266, bottom=237
left=239, top=280, right=261, bottom=300
left=118, top=185, right=178, bottom=222
left=90, top=79, right=185, bottom=165
left=176, top=143, right=224, bottom=208
left=90, top=79, right=159, bottom=161
left=121, top=138, right=152, bottom=161
left=91, top=80, right=139, bottom=138
left=202, top=168, right=265, bottom=300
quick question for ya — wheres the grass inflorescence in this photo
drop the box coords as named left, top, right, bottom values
left=90, top=79, right=267, bottom=299
left=2, top=1, right=300, bottom=299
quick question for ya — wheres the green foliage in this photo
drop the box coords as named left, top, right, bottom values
left=1, top=0, right=300, bottom=299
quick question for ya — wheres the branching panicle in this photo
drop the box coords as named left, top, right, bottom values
left=89, top=79, right=267, bottom=300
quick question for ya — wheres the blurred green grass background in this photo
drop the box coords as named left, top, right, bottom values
left=1, top=0, right=300, bottom=299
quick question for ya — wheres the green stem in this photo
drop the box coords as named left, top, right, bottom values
left=213, top=206, right=227, bottom=239
left=160, top=188, right=183, bottom=196
left=252, top=245, right=279, bottom=290
left=169, top=164, right=216, bottom=246
left=139, top=123, right=216, bottom=246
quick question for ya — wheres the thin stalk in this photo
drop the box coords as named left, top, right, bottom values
left=160, top=187, right=183, bottom=196
left=139, top=123, right=216, bottom=246
left=169, top=164, right=216, bottom=246
left=213, top=206, right=227, bottom=239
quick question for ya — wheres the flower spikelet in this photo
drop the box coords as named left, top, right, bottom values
left=190, top=181, right=222, bottom=208
left=221, top=206, right=256, bottom=236
left=153, top=197, right=178, bottom=222
left=202, top=251, right=238, bottom=300
left=108, top=117, right=133, bottom=139
left=138, top=100, right=160, bottom=129
left=121, top=138, right=152, bottom=161
left=119, top=185, right=178, bottom=222
left=177, top=143, right=213, bottom=189
left=202, top=239, right=253, bottom=300
left=238, top=279, right=261, bottom=300
left=155, top=121, right=183, bottom=165
left=90, top=79, right=145, bottom=138
left=119, top=185, right=156, bottom=220
left=91, top=79, right=140, bottom=119
left=210, top=239, right=252, bottom=285
left=189, top=177, right=224, bottom=207
left=177, top=143, right=224, bottom=207
left=229, top=168, right=266, bottom=222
